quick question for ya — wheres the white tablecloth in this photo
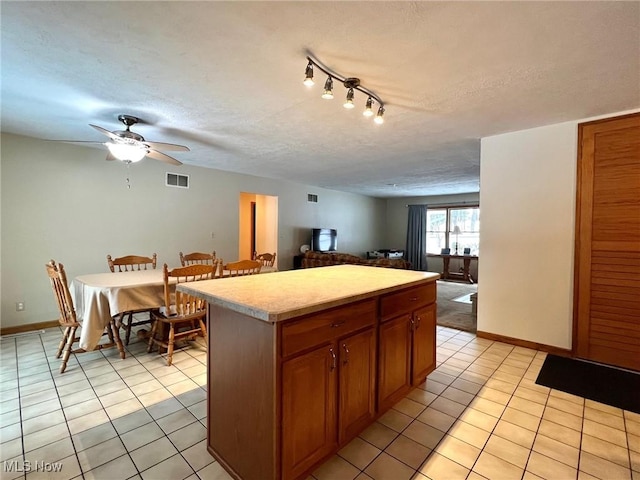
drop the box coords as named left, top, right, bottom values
left=71, top=270, right=169, bottom=350
left=71, top=267, right=275, bottom=350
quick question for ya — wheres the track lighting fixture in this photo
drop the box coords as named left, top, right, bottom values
left=303, top=55, right=386, bottom=124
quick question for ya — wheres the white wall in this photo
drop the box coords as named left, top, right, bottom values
left=478, top=109, right=639, bottom=349
left=1, top=133, right=386, bottom=329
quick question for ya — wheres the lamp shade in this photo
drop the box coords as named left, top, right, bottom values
left=106, top=143, right=147, bottom=163
left=452, top=225, right=462, bottom=235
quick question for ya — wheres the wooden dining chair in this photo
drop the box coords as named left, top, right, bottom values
left=179, top=251, right=216, bottom=266
left=147, top=263, right=215, bottom=366
left=107, top=253, right=157, bottom=272
left=46, top=260, right=125, bottom=373
left=224, top=259, right=262, bottom=277
left=253, top=252, right=276, bottom=267
left=106, top=253, right=158, bottom=345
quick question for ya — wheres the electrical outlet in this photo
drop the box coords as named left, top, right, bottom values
left=16, top=302, right=25, bottom=312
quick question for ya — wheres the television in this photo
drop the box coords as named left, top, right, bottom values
left=311, top=228, right=337, bottom=252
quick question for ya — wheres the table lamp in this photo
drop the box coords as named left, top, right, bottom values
left=452, top=225, right=461, bottom=254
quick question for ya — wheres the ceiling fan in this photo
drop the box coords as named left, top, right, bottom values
left=67, top=114, right=189, bottom=165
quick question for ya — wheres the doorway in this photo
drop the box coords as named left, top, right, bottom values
left=239, top=193, right=278, bottom=267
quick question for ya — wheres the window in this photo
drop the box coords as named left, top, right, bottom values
left=426, top=206, right=479, bottom=255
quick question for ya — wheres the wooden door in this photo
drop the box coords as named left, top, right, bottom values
left=377, top=313, right=412, bottom=412
left=412, top=304, right=436, bottom=385
left=338, top=328, right=376, bottom=444
left=574, top=112, right=640, bottom=371
left=282, top=344, right=338, bottom=480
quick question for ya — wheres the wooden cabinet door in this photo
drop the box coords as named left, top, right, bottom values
left=282, top=344, right=338, bottom=480
left=412, top=304, right=436, bottom=385
left=575, top=113, right=640, bottom=371
left=338, top=328, right=376, bottom=444
left=377, top=314, right=412, bottom=412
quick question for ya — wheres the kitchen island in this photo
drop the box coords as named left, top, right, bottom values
left=178, top=264, right=439, bottom=480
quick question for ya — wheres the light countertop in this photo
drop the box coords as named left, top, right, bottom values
left=177, top=264, right=439, bottom=322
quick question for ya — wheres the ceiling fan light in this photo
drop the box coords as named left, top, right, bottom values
left=106, top=143, right=147, bottom=162
left=303, top=61, right=314, bottom=86
left=363, top=97, right=374, bottom=117
left=343, top=88, right=355, bottom=109
left=374, top=106, right=385, bottom=124
left=321, top=77, right=334, bottom=99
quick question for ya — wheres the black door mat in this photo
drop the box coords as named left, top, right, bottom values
left=535, top=354, right=640, bottom=414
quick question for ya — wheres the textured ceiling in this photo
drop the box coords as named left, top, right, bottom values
left=2, top=1, right=639, bottom=198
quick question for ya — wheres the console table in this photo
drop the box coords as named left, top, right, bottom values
left=427, top=253, right=478, bottom=283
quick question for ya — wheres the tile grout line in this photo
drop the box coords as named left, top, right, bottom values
left=78, top=336, right=207, bottom=479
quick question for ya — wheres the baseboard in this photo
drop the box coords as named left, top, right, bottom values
left=1, top=320, right=58, bottom=336
left=476, top=330, right=572, bottom=357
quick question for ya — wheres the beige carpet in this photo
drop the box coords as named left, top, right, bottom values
left=436, top=280, right=478, bottom=332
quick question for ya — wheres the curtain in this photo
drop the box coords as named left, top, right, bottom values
left=405, top=204, right=427, bottom=271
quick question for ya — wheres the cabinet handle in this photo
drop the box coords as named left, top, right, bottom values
left=342, top=343, right=350, bottom=365
left=329, top=347, right=337, bottom=371
left=410, top=296, right=419, bottom=301
left=409, top=317, right=415, bottom=331
left=330, top=321, right=346, bottom=328
left=415, top=315, right=421, bottom=330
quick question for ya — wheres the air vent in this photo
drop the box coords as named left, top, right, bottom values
left=307, top=194, right=318, bottom=203
left=166, top=173, right=189, bottom=189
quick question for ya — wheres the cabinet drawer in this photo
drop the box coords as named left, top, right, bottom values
left=281, top=299, right=377, bottom=358
left=380, top=283, right=436, bottom=322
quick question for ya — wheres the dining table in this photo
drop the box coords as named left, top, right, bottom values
left=71, top=270, right=172, bottom=351
left=71, top=265, right=278, bottom=351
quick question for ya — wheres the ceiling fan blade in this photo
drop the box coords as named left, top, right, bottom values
left=146, top=149, right=183, bottom=166
left=89, top=124, right=122, bottom=141
left=47, top=140, right=105, bottom=145
left=144, top=141, right=190, bottom=152
left=106, top=151, right=117, bottom=161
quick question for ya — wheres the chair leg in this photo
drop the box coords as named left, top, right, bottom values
left=110, top=320, right=126, bottom=359
left=199, top=318, right=207, bottom=344
left=60, top=326, right=77, bottom=374
left=57, top=326, right=71, bottom=358
left=124, top=312, right=134, bottom=345
left=106, top=323, right=115, bottom=343
left=166, top=324, right=175, bottom=366
left=147, top=319, right=159, bottom=353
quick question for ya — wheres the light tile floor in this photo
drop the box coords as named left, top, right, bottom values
left=1, top=324, right=638, bottom=480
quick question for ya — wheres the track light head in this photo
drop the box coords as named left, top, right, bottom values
left=343, top=88, right=355, bottom=109
left=374, top=106, right=385, bottom=124
left=363, top=97, right=374, bottom=117
left=322, top=77, right=334, bottom=99
left=303, top=61, right=314, bottom=86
